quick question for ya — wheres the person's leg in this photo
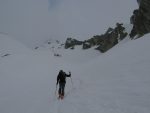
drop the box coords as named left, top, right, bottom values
left=58, top=83, right=62, bottom=96
left=61, top=83, right=65, bottom=96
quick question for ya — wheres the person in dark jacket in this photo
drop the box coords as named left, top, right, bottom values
left=56, top=70, right=71, bottom=99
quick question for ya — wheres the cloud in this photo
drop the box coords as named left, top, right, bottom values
left=0, top=0, right=138, bottom=47
left=48, top=0, right=138, bottom=40
left=0, top=0, right=51, bottom=46
left=48, top=0, right=61, bottom=9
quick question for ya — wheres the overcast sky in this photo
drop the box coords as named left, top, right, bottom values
left=0, top=0, right=138, bottom=47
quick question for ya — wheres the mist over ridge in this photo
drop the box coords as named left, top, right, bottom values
left=0, top=0, right=138, bottom=47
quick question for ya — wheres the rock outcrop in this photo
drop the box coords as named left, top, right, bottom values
left=130, top=0, right=150, bottom=38
left=65, top=23, right=127, bottom=53
left=65, top=38, right=83, bottom=49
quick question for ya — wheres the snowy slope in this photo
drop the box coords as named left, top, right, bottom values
left=0, top=34, right=150, bottom=113
left=36, top=39, right=101, bottom=64
left=74, top=34, right=150, bottom=113
left=0, top=34, right=30, bottom=57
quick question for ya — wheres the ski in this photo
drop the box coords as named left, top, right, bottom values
left=58, top=95, right=64, bottom=100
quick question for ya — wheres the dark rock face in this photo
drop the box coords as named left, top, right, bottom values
left=83, top=23, right=127, bottom=53
left=64, top=23, right=127, bottom=53
left=83, top=42, right=92, bottom=49
left=130, top=0, right=150, bottom=38
left=65, top=38, right=83, bottom=49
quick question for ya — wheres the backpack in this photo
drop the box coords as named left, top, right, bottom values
left=59, top=72, right=66, bottom=83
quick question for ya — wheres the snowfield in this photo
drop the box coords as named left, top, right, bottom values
left=0, top=34, right=150, bottom=113
left=0, top=34, right=30, bottom=56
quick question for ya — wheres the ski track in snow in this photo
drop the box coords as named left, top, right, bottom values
left=48, top=77, right=83, bottom=113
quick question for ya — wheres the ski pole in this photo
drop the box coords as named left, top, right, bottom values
left=69, top=71, right=73, bottom=86
left=55, top=84, right=57, bottom=96
left=70, top=76, right=73, bottom=87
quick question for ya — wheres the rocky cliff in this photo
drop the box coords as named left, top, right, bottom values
left=65, top=23, right=127, bottom=53
left=130, top=0, right=150, bottom=38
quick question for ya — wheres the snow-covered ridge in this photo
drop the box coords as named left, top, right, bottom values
left=35, top=23, right=132, bottom=56
left=34, top=38, right=100, bottom=63
left=0, top=34, right=31, bottom=57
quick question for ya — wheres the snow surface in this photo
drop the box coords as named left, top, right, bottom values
left=0, top=34, right=150, bottom=113
left=0, top=34, right=30, bottom=57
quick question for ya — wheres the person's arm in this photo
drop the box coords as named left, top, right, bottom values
left=56, top=74, right=60, bottom=85
left=65, top=72, right=71, bottom=77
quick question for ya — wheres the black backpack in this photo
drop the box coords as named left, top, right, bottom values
left=59, top=72, right=66, bottom=83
